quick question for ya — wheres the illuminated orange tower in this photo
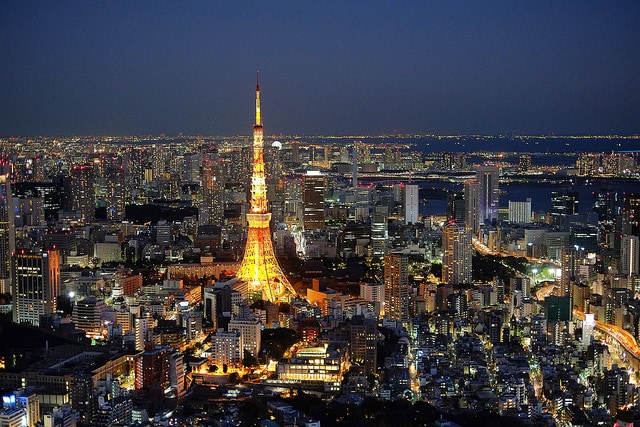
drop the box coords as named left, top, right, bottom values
left=235, top=74, right=296, bottom=302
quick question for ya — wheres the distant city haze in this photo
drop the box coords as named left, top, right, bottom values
left=1, top=1, right=639, bottom=137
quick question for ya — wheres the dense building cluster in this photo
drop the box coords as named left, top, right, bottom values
left=1, top=103, right=640, bottom=425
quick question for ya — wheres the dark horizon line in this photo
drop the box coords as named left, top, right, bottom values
left=3, top=132, right=640, bottom=140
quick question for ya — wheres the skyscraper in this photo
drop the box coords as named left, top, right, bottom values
left=621, top=235, right=640, bottom=277
left=12, top=249, right=60, bottom=326
left=0, top=175, right=15, bottom=294
left=65, top=165, right=95, bottom=223
left=476, top=165, right=499, bottom=225
left=235, top=75, right=296, bottom=302
left=551, top=190, right=579, bottom=228
left=463, top=180, right=480, bottom=234
left=352, top=141, right=358, bottom=188
left=560, top=246, right=586, bottom=296
left=303, top=171, right=326, bottom=230
left=384, top=253, right=409, bottom=325
left=371, top=204, right=388, bottom=256
left=441, top=221, right=473, bottom=285
left=446, top=191, right=465, bottom=223
left=404, top=184, right=419, bottom=225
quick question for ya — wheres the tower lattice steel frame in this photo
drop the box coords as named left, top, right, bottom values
left=235, top=74, right=296, bottom=302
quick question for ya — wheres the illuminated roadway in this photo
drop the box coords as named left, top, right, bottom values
left=574, top=309, right=640, bottom=370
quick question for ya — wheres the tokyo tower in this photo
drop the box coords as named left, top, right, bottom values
left=235, top=74, right=296, bottom=302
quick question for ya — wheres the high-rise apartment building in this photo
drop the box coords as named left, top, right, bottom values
left=12, top=249, right=60, bottom=326
left=124, top=147, right=147, bottom=202
left=105, top=164, right=125, bottom=221
left=135, top=316, right=152, bottom=351
left=463, top=180, right=480, bottom=234
left=441, top=221, right=473, bottom=285
left=134, top=344, right=171, bottom=393
left=0, top=175, right=15, bottom=294
left=66, top=165, right=95, bottom=223
left=384, top=253, right=409, bottom=325
left=200, top=151, right=224, bottom=225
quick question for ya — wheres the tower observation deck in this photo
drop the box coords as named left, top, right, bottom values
left=235, top=74, right=296, bottom=302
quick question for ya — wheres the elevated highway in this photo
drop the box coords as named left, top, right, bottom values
left=574, top=309, right=640, bottom=371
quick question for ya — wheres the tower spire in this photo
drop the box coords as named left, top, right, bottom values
left=255, top=71, right=261, bottom=127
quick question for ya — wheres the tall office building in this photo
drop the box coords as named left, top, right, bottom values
left=303, top=171, right=326, bottom=230
left=463, top=180, right=480, bottom=234
left=442, top=221, right=473, bottom=285
left=384, top=253, right=409, bottom=325
left=446, top=191, right=465, bottom=223
left=12, top=250, right=60, bottom=326
left=235, top=76, right=296, bottom=301
left=560, top=246, right=586, bottom=296
left=621, top=235, right=640, bottom=276
left=551, top=191, right=579, bottom=227
left=370, top=204, right=388, bottom=256
left=0, top=175, right=15, bottom=294
left=592, top=191, right=621, bottom=221
left=476, top=165, right=499, bottom=225
left=404, top=184, right=419, bottom=225
left=508, top=198, right=532, bottom=224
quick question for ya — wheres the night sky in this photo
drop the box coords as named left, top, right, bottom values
left=1, top=1, right=639, bottom=137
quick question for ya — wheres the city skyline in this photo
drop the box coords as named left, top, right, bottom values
left=1, top=1, right=639, bottom=137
